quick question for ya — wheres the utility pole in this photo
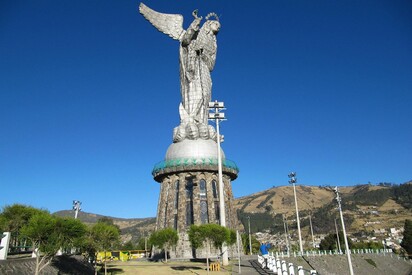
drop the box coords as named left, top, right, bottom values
left=247, top=216, right=252, bottom=255
left=335, top=218, right=342, bottom=254
left=334, top=187, right=354, bottom=275
left=283, top=214, right=290, bottom=256
left=309, top=214, right=315, bottom=249
left=288, top=172, right=303, bottom=254
left=236, top=230, right=241, bottom=274
left=285, top=215, right=290, bottom=238
left=208, top=100, right=228, bottom=266
left=144, top=231, right=147, bottom=252
left=72, top=200, right=81, bottom=219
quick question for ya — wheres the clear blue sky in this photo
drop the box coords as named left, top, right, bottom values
left=1, top=1, right=411, bottom=218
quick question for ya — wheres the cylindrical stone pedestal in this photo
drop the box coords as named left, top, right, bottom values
left=152, top=139, right=239, bottom=258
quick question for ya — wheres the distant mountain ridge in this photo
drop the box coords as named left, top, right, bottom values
left=54, top=181, right=412, bottom=243
left=235, top=181, right=412, bottom=237
left=54, top=210, right=152, bottom=223
left=54, top=210, right=156, bottom=243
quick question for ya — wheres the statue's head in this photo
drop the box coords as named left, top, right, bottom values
left=205, top=13, right=220, bottom=34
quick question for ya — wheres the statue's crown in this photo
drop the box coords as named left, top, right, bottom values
left=206, top=12, right=219, bottom=21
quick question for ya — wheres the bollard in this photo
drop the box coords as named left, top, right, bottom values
left=268, top=256, right=275, bottom=271
left=297, top=266, right=304, bottom=275
left=289, top=262, right=295, bottom=275
left=210, top=262, right=220, bottom=271
left=0, top=232, right=11, bottom=260
left=281, top=260, right=288, bottom=275
left=32, top=248, right=39, bottom=258
left=258, top=255, right=265, bottom=267
left=276, top=258, right=282, bottom=275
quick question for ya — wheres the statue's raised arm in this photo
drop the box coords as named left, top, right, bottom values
left=139, top=3, right=221, bottom=143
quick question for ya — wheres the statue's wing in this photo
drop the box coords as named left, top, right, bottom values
left=139, top=3, right=185, bottom=41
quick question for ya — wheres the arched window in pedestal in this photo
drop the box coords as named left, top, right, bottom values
left=185, top=178, right=194, bottom=226
left=212, top=180, right=218, bottom=199
left=199, top=179, right=209, bottom=224
left=164, top=182, right=170, bottom=228
left=174, top=180, right=179, bottom=229
left=212, top=179, right=220, bottom=222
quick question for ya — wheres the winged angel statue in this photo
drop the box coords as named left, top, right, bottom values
left=139, top=3, right=221, bottom=143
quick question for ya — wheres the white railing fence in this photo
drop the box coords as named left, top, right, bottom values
left=258, top=253, right=317, bottom=275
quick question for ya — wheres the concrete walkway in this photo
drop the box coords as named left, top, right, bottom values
left=231, top=256, right=275, bottom=275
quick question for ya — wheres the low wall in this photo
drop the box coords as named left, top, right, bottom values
left=0, top=255, right=94, bottom=275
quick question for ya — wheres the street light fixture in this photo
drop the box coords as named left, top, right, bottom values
left=288, top=172, right=303, bottom=254
left=208, top=100, right=228, bottom=265
left=334, top=187, right=354, bottom=275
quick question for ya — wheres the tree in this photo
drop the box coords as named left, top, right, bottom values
left=401, top=219, right=412, bottom=258
left=319, top=231, right=353, bottom=251
left=188, top=224, right=234, bottom=272
left=97, top=217, right=121, bottom=234
left=89, top=222, right=120, bottom=275
left=149, top=228, right=178, bottom=263
left=135, top=236, right=151, bottom=251
left=120, top=240, right=136, bottom=250
left=0, top=204, right=48, bottom=249
left=241, top=233, right=260, bottom=255
left=21, top=213, right=86, bottom=275
left=227, top=229, right=237, bottom=247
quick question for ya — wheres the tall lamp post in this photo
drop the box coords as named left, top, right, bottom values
left=208, top=100, right=228, bottom=266
left=288, top=172, right=303, bottom=254
left=72, top=200, right=81, bottom=219
left=334, top=187, right=354, bottom=275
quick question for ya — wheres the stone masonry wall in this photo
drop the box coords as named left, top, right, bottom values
left=155, top=171, right=239, bottom=258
